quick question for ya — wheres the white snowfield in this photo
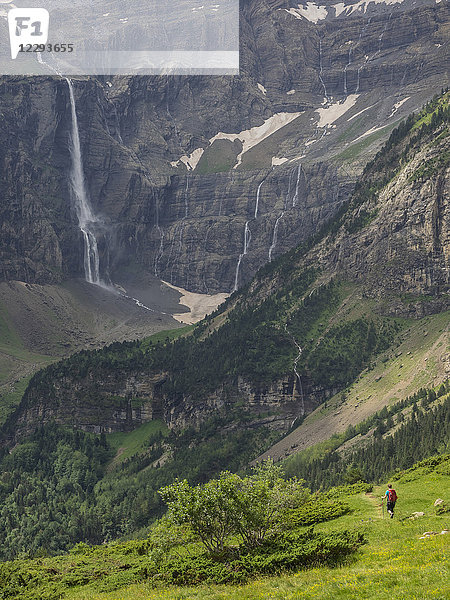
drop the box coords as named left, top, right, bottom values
left=173, top=112, right=302, bottom=171
left=272, top=157, right=289, bottom=166
left=352, top=123, right=388, bottom=142
left=283, top=0, right=406, bottom=23
left=162, top=281, right=229, bottom=325
left=347, top=103, right=377, bottom=121
left=316, top=94, right=359, bottom=127
left=178, top=148, right=205, bottom=171
left=389, top=96, right=410, bottom=117
left=285, top=3, right=327, bottom=23
left=257, top=83, right=267, bottom=95
left=211, top=112, right=302, bottom=168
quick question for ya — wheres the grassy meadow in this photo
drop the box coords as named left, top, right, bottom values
left=4, top=455, right=444, bottom=600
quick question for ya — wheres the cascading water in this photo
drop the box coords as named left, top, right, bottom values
left=66, top=80, right=103, bottom=285
left=254, top=180, right=264, bottom=219
left=343, top=46, right=352, bottom=96
left=269, top=167, right=297, bottom=262
left=168, top=176, right=190, bottom=284
left=318, top=40, right=329, bottom=103
left=268, top=215, right=283, bottom=263
left=285, top=325, right=305, bottom=416
left=355, top=17, right=371, bottom=93
left=233, top=221, right=251, bottom=292
left=292, top=164, right=302, bottom=208
left=184, top=177, right=190, bottom=218
left=233, top=178, right=265, bottom=292
left=36, top=55, right=166, bottom=315
left=154, top=199, right=165, bottom=277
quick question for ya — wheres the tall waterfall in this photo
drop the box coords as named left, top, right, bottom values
left=268, top=214, right=283, bottom=263
left=291, top=164, right=301, bottom=208
left=254, top=180, right=264, bottom=219
left=343, top=46, right=352, bottom=96
left=67, top=79, right=102, bottom=285
left=233, top=221, right=251, bottom=292
left=269, top=167, right=298, bottom=262
left=232, top=178, right=265, bottom=292
left=318, top=40, right=329, bottom=103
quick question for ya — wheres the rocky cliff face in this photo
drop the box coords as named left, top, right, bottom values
left=7, top=369, right=327, bottom=442
left=309, top=124, right=450, bottom=307
left=3, top=92, right=448, bottom=444
left=0, top=0, right=448, bottom=293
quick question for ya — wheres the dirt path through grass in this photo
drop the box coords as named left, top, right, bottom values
left=364, top=492, right=383, bottom=519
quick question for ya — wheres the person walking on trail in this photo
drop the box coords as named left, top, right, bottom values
left=383, top=484, right=398, bottom=518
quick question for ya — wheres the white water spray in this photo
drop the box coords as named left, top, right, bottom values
left=67, top=80, right=103, bottom=285
left=233, top=178, right=265, bottom=292
left=184, top=177, right=190, bottom=218
left=292, top=164, right=302, bottom=208
left=268, top=214, right=283, bottom=262
left=269, top=167, right=297, bottom=261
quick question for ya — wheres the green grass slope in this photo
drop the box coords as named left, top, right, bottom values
left=1, top=455, right=448, bottom=600
left=0, top=280, right=187, bottom=425
left=258, top=310, right=449, bottom=462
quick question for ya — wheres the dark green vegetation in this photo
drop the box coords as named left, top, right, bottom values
left=0, top=425, right=112, bottom=560
left=12, top=276, right=402, bottom=413
left=284, top=382, right=450, bottom=490
left=0, top=463, right=367, bottom=598
left=2, top=454, right=449, bottom=599
left=0, top=420, right=275, bottom=562
left=1, top=454, right=449, bottom=600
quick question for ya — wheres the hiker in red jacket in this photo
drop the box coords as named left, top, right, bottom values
left=384, top=484, right=398, bottom=518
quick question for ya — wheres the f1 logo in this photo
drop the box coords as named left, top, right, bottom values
left=8, top=8, right=50, bottom=59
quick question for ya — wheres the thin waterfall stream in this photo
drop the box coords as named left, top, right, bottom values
left=233, top=221, right=251, bottom=292
left=233, top=177, right=265, bottom=292
left=285, top=325, right=305, bottom=416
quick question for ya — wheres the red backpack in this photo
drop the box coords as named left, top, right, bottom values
left=388, top=489, right=397, bottom=502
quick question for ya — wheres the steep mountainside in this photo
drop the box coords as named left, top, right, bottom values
left=0, top=0, right=448, bottom=292
left=0, top=93, right=448, bottom=559
left=3, top=92, right=448, bottom=446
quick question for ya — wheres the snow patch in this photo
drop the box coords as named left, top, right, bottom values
left=162, top=281, right=228, bottom=325
left=316, top=94, right=359, bottom=127
left=177, top=148, right=205, bottom=171
left=211, top=112, right=302, bottom=169
left=283, top=1, right=405, bottom=22
left=287, top=89, right=296, bottom=95
left=332, top=0, right=406, bottom=17
left=172, top=113, right=302, bottom=171
left=388, top=96, right=410, bottom=118
left=284, top=3, right=328, bottom=23
left=272, top=157, right=289, bottom=166
left=352, top=124, right=388, bottom=143
left=347, top=103, right=376, bottom=121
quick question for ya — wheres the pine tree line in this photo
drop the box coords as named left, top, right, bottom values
left=285, top=382, right=450, bottom=490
